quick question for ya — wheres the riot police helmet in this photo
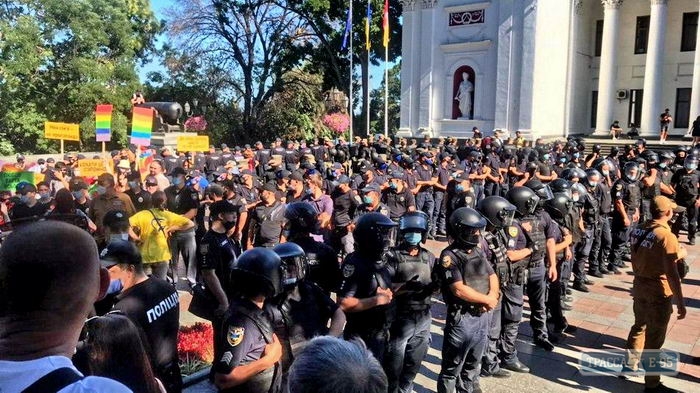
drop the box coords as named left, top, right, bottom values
left=684, top=155, right=699, bottom=171
left=506, top=186, right=540, bottom=217
left=399, top=211, right=429, bottom=233
left=353, top=213, right=398, bottom=255
left=448, top=207, right=486, bottom=247
left=284, top=202, right=320, bottom=234
left=476, top=196, right=517, bottom=229
left=645, top=152, right=659, bottom=166
left=273, top=242, right=307, bottom=289
left=524, top=178, right=554, bottom=201
left=549, top=178, right=572, bottom=195
left=609, top=146, right=620, bottom=156
left=232, top=248, right=284, bottom=298
left=545, top=193, right=573, bottom=220
left=585, top=168, right=602, bottom=186
left=570, top=182, right=588, bottom=202
left=622, top=161, right=641, bottom=181
left=592, top=144, right=602, bottom=153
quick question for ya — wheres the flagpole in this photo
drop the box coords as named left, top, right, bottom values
left=384, top=44, right=388, bottom=138
left=348, top=0, right=353, bottom=143
left=365, top=0, right=371, bottom=138
left=366, top=47, right=371, bottom=137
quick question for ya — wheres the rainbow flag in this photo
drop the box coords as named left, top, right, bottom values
left=131, top=106, right=153, bottom=146
left=95, top=104, right=112, bottom=142
left=382, top=0, right=389, bottom=48
left=138, top=148, right=155, bottom=180
left=365, top=0, right=372, bottom=51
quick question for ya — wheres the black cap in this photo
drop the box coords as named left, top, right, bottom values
left=102, top=210, right=129, bottom=229
left=170, top=167, right=187, bottom=177
left=99, top=240, right=141, bottom=269
left=290, top=171, right=304, bottom=182
left=144, top=176, right=158, bottom=186
left=276, top=169, right=291, bottom=179
left=261, top=182, right=278, bottom=193
left=17, top=182, right=36, bottom=194
left=337, top=175, right=351, bottom=184
left=69, top=178, right=89, bottom=191
left=455, top=171, right=470, bottom=181
left=389, top=170, right=405, bottom=180
left=210, top=200, right=237, bottom=217
left=361, top=184, right=381, bottom=193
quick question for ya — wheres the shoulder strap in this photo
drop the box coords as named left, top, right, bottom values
left=148, top=209, right=168, bottom=237
left=22, top=367, right=84, bottom=393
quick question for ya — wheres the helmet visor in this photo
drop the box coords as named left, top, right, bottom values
left=499, top=209, right=515, bottom=227
left=281, top=256, right=305, bottom=288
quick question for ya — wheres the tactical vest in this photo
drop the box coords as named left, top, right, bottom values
left=676, top=171, right=699, bottom=203
left=226, top=303, right=280, bottom=393
left=441, top=247, right=490, bottom=313
left=583, top=193, right=600, bottom=225
left=391, top=248, right=433, bottom=311
left=622, top=180, right=642, bottom=210
left=641, top=174, right=661, bottom=199
left=483, top=230, right=510, bottom=286
left=519, top=215, right=547, bottom=262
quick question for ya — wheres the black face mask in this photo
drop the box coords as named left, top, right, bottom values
left=223, top=221, right=236, bottom=231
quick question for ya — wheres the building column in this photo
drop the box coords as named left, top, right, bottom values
left=689, top=0, right=700, bottom=133
left=640, top=0, right=669, bottom=136
left=398, top=0, right=417, bottom=135
left=595, top=0, right=624, bottom=135
left=417, top=0, right=436, bottom=134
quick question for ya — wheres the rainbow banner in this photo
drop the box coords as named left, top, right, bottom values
left=130, top=106, right=153, bottom=146
left=95, top=104, right=113, bottom=142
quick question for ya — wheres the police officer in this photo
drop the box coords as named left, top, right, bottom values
left=382, top=170, right=416, bottom=222
left=245, top=183, right=287, bottom=249
left=213, top=248, right=282, bottom=393
left=588, top=169, right=613, bottom=276
left=436, top=207, right=498, bottom=393
left=671, top=155, right=700, bottom=245
left=640, top=152, right=661, bottom=224
left=506, top=186, right=558, bottom=351
left=338, top=213, right=398, bottom=362
left=446, top=172, right=477, bottom=222
left=572, top=172, right=599, bottom=292
left=415, top=152, right=437, bottom=239
left=609, top=161, right=642, bottom=273
left=164, top=167, right=200, bottom=285
left=384, top=211, right=437, bottom=393
left=283, top=202, right=340, bottom=294
left=477, top=196, right=530, bottom=377
left=267, top=242, right=345, bottom=392
left=356, top=184, right=390, bottom=217
left=433, top=153, right=452, bottom=237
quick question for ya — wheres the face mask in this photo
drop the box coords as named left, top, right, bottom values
left=96, top=186, right=107, bottom=195
left=19, top=195, right=30, bottom=204
left=128, top=181, right=139, bottom=190
left=403, top=232, right=422, bottom=245
left=602, top=170, right=609, bottom=176
left=39, top=164, right=46, bottom=171
left=172, top=177, right=183, bottom=186
left=39, top=191, right=50, bottom=199
left=659, top=162, right=667, bottom=169
left=362, top=195, right=373, bottom=204
left=389, top=182, right=398, bottom=190
left=425, top=159, right=433, bottom=165
left=685, top=164, right=698, bottom=171
left=223, top=221, right=236, bottom=231
left=572, top=194, right=580, bottom=202
left=543, top=154, right=550, bottom=160
left=305, top=188, right=313, bottom=195
left=109, top=233, right=129, bottom=243
left=588, top=181, right=598, bottom=188
left=559, top=158, right=566, bottom=163
left=456, top=184, right=465, bottom=192
left=72, top=191, right=84, bottom=200
left=573, top=153, right=580, bottom=159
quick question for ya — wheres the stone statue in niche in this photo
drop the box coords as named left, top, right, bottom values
left=454, top=72, right=473, bottom=119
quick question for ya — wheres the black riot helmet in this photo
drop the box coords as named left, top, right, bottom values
left=645, top=152, right=659, bottom=167
left=476, top=196, right=516, bottom=229
left=622, top=161, right=641, bottom=182
left=353, top=213, right=398, bottom=257
left=232, top=248, right=283, bottom=298
left=506, top=186, right=540, bottom=217
left=272, top=242, right=307, bottom=289
left=545, top=193, right=573, bottom=221
left=524, top=178, right=554, bottom=202
left=284, top=202, right=320, bottom=234
left=448, top=207, right=486, bottom=247
left=549, top=178, right=572, bottom=198
left=399, top=211, right=429, bottom=233
left=609, top=146, right=620, bottom=157
left=592, top=144, right=602, bottom=154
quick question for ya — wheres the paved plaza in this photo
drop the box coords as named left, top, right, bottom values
left=182, top=235, right=700, bottom=393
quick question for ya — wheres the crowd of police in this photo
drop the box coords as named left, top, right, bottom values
left=1, top=132, right=697, bottom=393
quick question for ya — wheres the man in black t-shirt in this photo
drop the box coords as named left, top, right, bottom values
left=102, top=240, right=182, bottom=393
left=9, top=183, right=49, bottom=226
left=165, top=167, right=199, bottom=285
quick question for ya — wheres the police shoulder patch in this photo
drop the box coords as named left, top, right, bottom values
left=441, top=255, right=452, bottom=268
left=615, top=184, right=623, bottom=191
left=342, top=264, right=355, bottom=278
left=508, top=226, right=518, bottom=238
left=227, top=326, right=245, bottom=347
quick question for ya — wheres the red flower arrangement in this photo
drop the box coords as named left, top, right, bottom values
left=178, top=322, right=214, bottom=364
left=322, top=113, right=350, bottom=134
left=184, top=116, right=208, bottom=132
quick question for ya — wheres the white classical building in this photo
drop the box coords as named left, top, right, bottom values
left=399, top=0, right=700, bottom=139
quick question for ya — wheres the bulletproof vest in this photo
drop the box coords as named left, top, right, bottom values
left=676, top=170, right=699, bottom=202
left=519, top=215, right=547, bottom=261
left=582, top=192, right=599, bottom=225
left=641, top=173, right=661, bottom=199
left=483, top=230, right=511, bottom=286
left=391, top=248, right=433, bottom=310
left=622, top=179, right=642, bottom=210
left=597, top=183, right=612, bottom=214
left=228, top=303, right=280, bottom=393
left=440, top=246, right=490, bottom=309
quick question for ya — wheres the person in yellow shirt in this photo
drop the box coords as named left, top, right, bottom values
left=130, top=190, right=194, bottom=281
left=624, top=196, right=687, bottom=392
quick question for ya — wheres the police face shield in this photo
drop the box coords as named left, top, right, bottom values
left=535, top=185, right=554, bottom=202
left=280, top=256, right=306, bottom=289
left=526, top=195, right=541, bottom=215
left=378, top=225, right=397, bottom=249
left=499, top=208, right=515, bottom=228
left=463, top=227, right=482, bottom=247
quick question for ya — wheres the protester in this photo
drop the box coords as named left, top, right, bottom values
left=0, top=221, right=131, bottom=392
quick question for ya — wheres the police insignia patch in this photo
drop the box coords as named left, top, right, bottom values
left=342, top=264, right=355, bottom=278
left=615, top=184, right=623, bottom=191
left=508, top=226, right=518, bottom=238
left=441, top=255, right=452, bottom=268
left=200, top=244, right=209, bottom=255
left=227, top=326, right=245, bottom=347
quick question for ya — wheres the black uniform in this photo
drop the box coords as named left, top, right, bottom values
left=214, top=298, right=281, bottom=393
left=383, top=187, right=416, bottom=221
left=436, top=244, right=493, bottom=393
left=125, top=188, right=152, bottom=212
left=338, top=252, right=395, bottom=361
left=573, top=190, right=599, bottom=285
left=590, top=182, right=613, bottom=275
left=330, top=187, right=359, bottom=254
left=289, top=235, right=340, bottom=294
left=671, top=168, right=700, bottom=239
left=384, top=245, right=436, bottom=393
left=247, top=201, right=287, bottom=248
left=610, top=178, right=641, bottom=268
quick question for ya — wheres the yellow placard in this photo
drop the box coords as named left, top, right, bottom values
left=177, top=135, right=209, bottom=152
left=77, top=159, right=107, bottom=178
left=45, top=122, right=80, bottom=141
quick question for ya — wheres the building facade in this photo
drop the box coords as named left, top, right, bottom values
left=398, top=0, right=700, bottom=139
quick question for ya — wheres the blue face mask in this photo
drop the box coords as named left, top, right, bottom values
left=425, top=159, right=433, bottom=165
left=362, top=195, right=373, bottom=204
left=128, top=181, right=139, bottom=190
left=72, top=191, right=84, bottom=200
left=389, top=182, right=397, bottom=190
left=559, top=158, right=567, bottom=163
left=686, top=164, right=698, bottom=171
left=659, top=162, right=667, bottom=169
left=96, top=186, right=107, bottom=195
left=543, top=154, right=550, bottom=160
left=573, top=153, right=580, bottom=159
left=19, top=195, right=30, bottom=204
left=403, top=232, right=422, bottom=245
left=172, top=177, right=183, bottom=186
left=456, top=184, right=465, bottom=192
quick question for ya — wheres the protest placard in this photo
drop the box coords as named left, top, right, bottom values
left=177, top=135, right=209, bottom=152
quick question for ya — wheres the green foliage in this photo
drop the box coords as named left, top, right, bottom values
left=0, top=0, right=161, bottom=154
left=369, top=62, right=401, bottom=136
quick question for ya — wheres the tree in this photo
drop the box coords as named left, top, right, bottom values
left=369, top=62, right=400, bottom=136
left=0, top=0, right=161, bottom=153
